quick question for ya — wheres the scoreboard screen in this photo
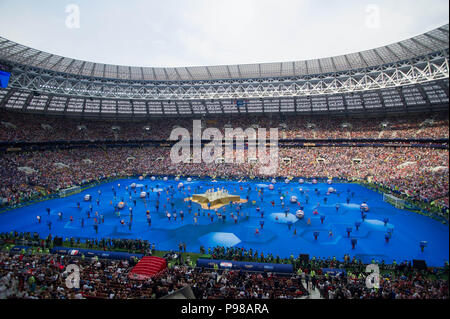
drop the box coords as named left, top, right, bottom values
left=0, top=70, right=11, bottom=88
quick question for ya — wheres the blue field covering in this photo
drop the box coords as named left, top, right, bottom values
left=0, top=178, right=448, bottom=266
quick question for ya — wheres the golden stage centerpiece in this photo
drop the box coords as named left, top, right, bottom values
left=187, top=188, right=247, bottom=209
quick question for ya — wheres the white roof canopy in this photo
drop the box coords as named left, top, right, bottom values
left=0, top=25, right=448, bottom=81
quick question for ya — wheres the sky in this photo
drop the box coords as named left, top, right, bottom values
left=0, top=0, right=448, bottom=68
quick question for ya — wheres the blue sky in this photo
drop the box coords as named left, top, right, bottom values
left=0, top=0, right=448, bottom=67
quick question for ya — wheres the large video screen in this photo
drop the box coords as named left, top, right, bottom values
left=0, top=70, right=11, bottom=88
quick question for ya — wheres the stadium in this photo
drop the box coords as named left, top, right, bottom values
left=0, top=2, right=448, bottom=302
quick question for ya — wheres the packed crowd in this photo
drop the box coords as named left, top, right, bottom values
left=1, top=111, right=448, bottom=143
left=310, top=267, right=449, bottom=299
left=0, top=249, right=311, bottom=299
left=209, top=246, right=449, bottom=299
left=1, top=146, right=448, bottom=214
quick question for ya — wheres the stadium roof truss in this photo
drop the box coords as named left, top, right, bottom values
left=0, top=24, right=448, bottom=117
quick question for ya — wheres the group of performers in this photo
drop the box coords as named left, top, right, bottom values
left=36, top=181, right=377, bottom=246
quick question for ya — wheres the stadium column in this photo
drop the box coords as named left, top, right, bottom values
left=436, top=80, right=449, bottom=111
left=160, top=101, right=165, bottom=116
left=325, top=95, right=330, bottom=114
left=115, top=99, right=119, bottom=120
left=416, top=83, right=433, bottom=113
left=307, top=95, right=312, bottom=116
left=63, top=96, right=70, bottom=115
left=234, top=98, right=241, bottom=116
left=293, top=97, right=297, bottom=114
left=437, top=78, right=449, bottom=96
left=145, top=100, right=149, bottom=116
left=397, top=87, right=408, bottom=114
left=0, top=88, right=16, bottom=109
left=21, top=91, right=34, bottom=111
left=174, top=100, right=180, bottom=116
left=201, top=100, right=210, bottom=116
left=360, top=92, right=366, bottom=113
left=218, top=99, right=224, bottom=115
left=81, top=98, right=87, bottom=119
left=43, top=94, right=54, bottom=113
left=376, top=90, right=386, bottom=115
left=188, top=100, right=194, bottom=115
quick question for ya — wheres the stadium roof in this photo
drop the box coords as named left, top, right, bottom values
left=0, top=24, right=448, bottom=81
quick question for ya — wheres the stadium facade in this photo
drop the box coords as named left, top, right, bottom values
left=0, top=24, right=448, bottom=119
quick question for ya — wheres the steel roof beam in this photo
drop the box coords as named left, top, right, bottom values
left=319, top=59, right=326, bottom=74
left=173, top=68, right=182, bottom=81
left=33, top=54, right=54, bottom=68
left=397, top=41, right=416, bottom=57
left=225, top=65, right=232, bottom=79
left=384, top=45, right=402, bottom=61
left=0, top=42, right=19, bottom=54
left=372, top=48, right=387, bottom=64
left=3, top=47, right=31, bottom=61
left=185, top=67, right=194, bottom=80
left=343, top=55, right=352, bottom=70
left=423, top=32, right=449, bottom=46
left=163, top=68, right=169, bottom=81
left=77, top=61, right=86, bottom=75
left=63, top=59, right=77, bottom=73
left=50, top=56, right=66, bottom=70
left=410, top=37, right=434, bottom=52
left=358, top=52, right=369, bottom=68
left=330, top=57, right=338, bottom=73
left=205, top=66, right=213, bottom=79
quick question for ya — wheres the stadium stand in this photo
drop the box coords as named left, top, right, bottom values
left=0, top=23, right=448, bottom=300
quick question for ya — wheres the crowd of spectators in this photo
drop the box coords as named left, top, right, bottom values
left=0, top=249, right=311, bottom=299
left=311, top=267, right=449, bottom=299
left=0, top=245, right=448, bottom=299
left=1, top=111, right=448, bottom=143
left=1, top=146, right=448, bottom=214
left=1, top=111, right=448, bottom=212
